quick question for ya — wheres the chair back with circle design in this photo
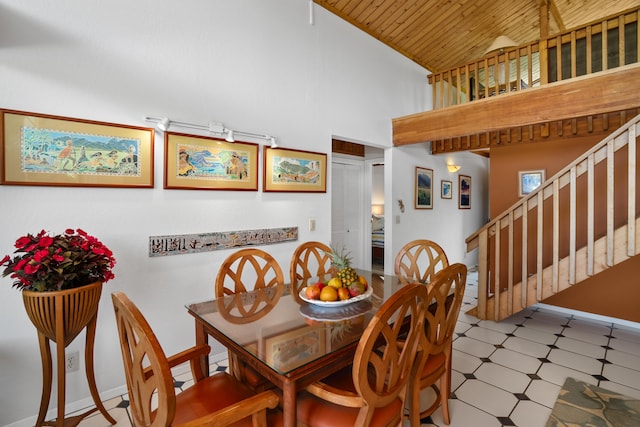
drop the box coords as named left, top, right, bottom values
left=215, top=248, right=284, bottom=298
left=289, top=241, right=333, bottom=302
left=351, top=283, right=428, bottom=425
left=112, top=291, right=179, bottom=427
left=423, top=263, right=467, bottom=355
left=394, top=239, right=449, bottom=286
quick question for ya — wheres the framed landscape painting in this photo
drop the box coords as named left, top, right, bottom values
left=263, top=146, right=327, bottom=192
left=164, top=132, right=259, bottom=191
left=0, top=109, right=154, bottom=188
left=414, top=166, right=433, bottom=209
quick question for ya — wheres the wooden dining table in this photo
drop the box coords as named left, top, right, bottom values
left=186, top=270, right=425, bottom=427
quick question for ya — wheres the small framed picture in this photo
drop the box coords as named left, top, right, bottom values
left=441, top=180, right=452, bottom=199
left=414, top=166, right=433, bottom=209
left=518, top=170, right=545, bottom=196
left=459, top=175, right=471, bottom=209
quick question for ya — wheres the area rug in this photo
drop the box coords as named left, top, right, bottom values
left=546, top=377, right=640, bottom=427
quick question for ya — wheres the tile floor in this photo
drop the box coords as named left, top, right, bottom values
left=72, top=271, right=640, bottom=427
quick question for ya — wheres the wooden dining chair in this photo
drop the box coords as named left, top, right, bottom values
left=289, top=241, right=333, bottom=303
left=111, top=291, right=281, bottom=427
left=216, top=248, right=285, bottom=297
left=407, top=263, right=467, bottom=426
left=215, top=248, right=285, bottom=391
left=296, top=283, right=428, bottom=427
left=394, top=239, right=449, bottom=286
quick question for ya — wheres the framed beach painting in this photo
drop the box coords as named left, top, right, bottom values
left=164, top=132, right=259, bottom=190
left=0, top=109, right=154, bottom=188
left=459, top=175, right=471, bottom=209
left=263, top=146, right=327, bottom=192
left=414, top=166, right=433, bottom=209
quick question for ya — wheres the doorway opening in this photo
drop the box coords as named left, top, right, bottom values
left=331, top=139, right=384, bottom=273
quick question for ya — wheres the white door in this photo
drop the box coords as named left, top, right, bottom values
left=331, top=160, right=365, bottom=269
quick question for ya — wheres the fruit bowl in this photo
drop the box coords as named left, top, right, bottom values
left=299, top=285, right=373, bottom=307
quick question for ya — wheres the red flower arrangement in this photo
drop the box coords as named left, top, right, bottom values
left=1, top=228, right=116, bottom=292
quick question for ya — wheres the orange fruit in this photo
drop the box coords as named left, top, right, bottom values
left=320, top=286, right=338, bottom=302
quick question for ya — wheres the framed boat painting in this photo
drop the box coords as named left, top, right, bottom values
left=0, top=109, right=154, bottom=188
left=263, top=146, right=327, bottom=192
left=164, top=132, right=259, bottom=191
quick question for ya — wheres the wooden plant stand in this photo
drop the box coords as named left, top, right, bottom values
left=22, top=282, right=116, bottom=427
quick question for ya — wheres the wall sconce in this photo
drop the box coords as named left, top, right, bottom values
left=371, top=204, right=384, bottom=216
left=398, top=200, right=405, bottom=213
left=447, top=164, right=461, bottom=173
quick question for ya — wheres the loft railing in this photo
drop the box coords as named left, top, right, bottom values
left=466, top=114, right=640, bottom=321
left=429, top=6, right=640, bottom=109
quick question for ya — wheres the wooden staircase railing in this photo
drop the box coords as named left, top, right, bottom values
left=429, top=6, right=640, bottom=109
left=466, top=113, right=640, bottom=321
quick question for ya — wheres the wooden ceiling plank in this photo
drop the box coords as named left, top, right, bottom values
left=392, top=64, right=640, bottom=145
left=316, top=0, right=640, bottom=74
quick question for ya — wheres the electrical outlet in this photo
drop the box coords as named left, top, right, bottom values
left=66, top=350, right=79, bottom=372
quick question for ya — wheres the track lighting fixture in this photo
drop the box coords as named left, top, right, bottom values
left=157, top=117, right=170, bottom=131
left=144, top=115, right=278, bottom=146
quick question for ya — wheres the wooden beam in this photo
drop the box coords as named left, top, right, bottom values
left=393, top=64, right=640, bottom=146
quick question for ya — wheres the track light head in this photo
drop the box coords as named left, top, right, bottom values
left=270, top=137, right=279, bottom=148
left=226, top=129, right=235, bottom=142
left=157, top=117, right=170, bottom=131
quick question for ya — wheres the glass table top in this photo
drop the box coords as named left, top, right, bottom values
left=186, top=270, right=406, bottom=374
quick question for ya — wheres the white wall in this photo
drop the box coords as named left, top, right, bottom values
left=386, top=145, right=489, bottom=270
left=0, top=1, right=485, bottom=425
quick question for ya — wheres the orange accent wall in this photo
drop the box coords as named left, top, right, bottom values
left=489, top=133, right=640, bottom=323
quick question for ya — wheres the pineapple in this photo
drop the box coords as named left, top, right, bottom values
left=329, top=245, right=358, bottom=286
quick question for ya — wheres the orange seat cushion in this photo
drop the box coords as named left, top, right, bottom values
left=296, top=366, right=403, bottom=427
left=169, top=372, right=270, bottom=427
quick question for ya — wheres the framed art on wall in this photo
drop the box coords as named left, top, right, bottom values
left=164, top=132, right=259, bottom=190
left=263, top=146, right=327, bottom=192
left=518, top=169, right=545, bottom=196
left=441, top=180, right=452, bottom=199
left=0, top=109, right=154, bottom=188
left=414, top=166, right=433, bottom=209
left=459, top=175, right=471, bottom=209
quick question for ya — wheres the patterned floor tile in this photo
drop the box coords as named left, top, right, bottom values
left=66, top=273, right=639, bottom=427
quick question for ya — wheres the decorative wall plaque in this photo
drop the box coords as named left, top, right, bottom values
left=148, top=227, right=298, bottom=257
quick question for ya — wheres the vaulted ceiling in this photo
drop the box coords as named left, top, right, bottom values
left=314, top=0, right=640, bottom=72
